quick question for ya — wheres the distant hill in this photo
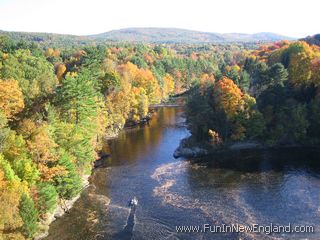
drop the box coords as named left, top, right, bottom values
left=0, top=30, right=94, bottom=48
left=89, top=28, right=294, bottom=43
left=0, top=28, right=295, bottom=45
left=301, top=34, right=320, bottom=46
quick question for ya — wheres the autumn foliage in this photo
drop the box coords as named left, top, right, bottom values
left=214, top=77, right=244, bottom=119
left=1, top=30, right=320, bottom=239
left=0, top=79, right=24, bottom=120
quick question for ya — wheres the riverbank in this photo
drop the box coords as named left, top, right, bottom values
left=42, top=106, right=189, bottom=240
left=34, top=123, right=144, bottom=239
left=174, top=136, right=320, bottom=159
left=36, top=104, right=178, bottom=239
left=34, top=174, right=90, bottom=240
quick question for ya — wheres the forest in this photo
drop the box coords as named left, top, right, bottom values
left=0, top=33, right=255, bottom=239
left=186, top=36, right=320, bottom=146
left=0, top=31, right=319, bottom=239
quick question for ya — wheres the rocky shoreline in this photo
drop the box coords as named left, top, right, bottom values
left=173, top=136, right=319, bottom=159
left=34, top=174, right=90, bottom=240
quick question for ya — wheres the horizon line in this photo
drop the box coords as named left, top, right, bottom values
left=0, top=27, right=308, bottom=39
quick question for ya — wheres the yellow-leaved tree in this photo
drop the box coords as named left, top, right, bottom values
left=55, top=63, right=67, bottom=82
left=119, top=62, right=161, bottom=104
left=214, top=77, right=243, bottom=119
left=0, top=79, right=24, bottom=120
left=0, top=155, right=28, bottom=239
left=19, top=120, right=66, bottom=181
left=162, top=74, right=175, bottom=99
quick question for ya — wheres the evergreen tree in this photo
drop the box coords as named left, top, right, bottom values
left=268, top=63, right=288, bottom=87
left=19, top=194, right=39, bottom=238
left=57, top=70, right=100, bottom=125
left=37, top=183, right=58, bottom=214
left=0, top=111, right=9, bottom=152
left=239, top=70, right=250, bottom=92
left=56, top=70, right=102, bottom=170
left=54, top=150, right=82, bottom=199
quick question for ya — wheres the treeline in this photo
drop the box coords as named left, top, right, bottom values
left=0, top=34, right=249, bottom=239
left=0, top=30, right=95, bottom=49
left=187, top=40, right=320, bottom=146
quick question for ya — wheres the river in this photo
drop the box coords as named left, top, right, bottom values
left=46, top=107, right=320, bottom=240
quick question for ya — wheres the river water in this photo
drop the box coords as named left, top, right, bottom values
left=46, top=107, right=320, bottom=240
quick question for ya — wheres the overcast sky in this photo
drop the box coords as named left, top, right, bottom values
left=0, top=0, right=318, bottom=38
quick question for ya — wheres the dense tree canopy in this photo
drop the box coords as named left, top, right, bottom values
left=1, top=31, right=320, bottom=239
left=186, top=40, right=320, bottom=146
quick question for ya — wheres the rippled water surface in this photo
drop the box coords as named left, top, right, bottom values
left=46, top=107, right=320, bottom=240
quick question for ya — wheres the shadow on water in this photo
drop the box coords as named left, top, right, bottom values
left=193, top=147, right=320, bottom=175
left=179, top=146, right=320, bottom=240
left=112, top=206, right=137, bottom=240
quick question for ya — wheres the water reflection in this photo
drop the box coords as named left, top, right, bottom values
left=105, top=107, right=180, bottom=167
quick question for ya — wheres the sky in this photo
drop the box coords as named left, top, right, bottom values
left=0, top=0, right=319, bottom=38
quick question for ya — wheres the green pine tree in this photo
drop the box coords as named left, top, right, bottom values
left=19, top=194, right=39, bottom=238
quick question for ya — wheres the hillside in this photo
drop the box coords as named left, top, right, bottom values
left=0, top=30, right=94, bottom=48
left=0, top=28, right=294, bottom=45
left=89, top=28, right=294, bottom=43
left=301, top=34, right=320, bottom=46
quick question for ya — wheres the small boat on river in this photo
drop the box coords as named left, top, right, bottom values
left=128, top=197, right=138, bottom=207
